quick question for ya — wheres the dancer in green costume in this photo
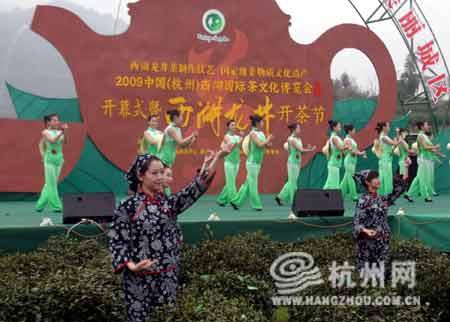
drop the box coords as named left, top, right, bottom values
left=158, top=110, right=197, bottom=168
left=158, top=110, right=197, bottom=195
left=217, top=120, right=243, bottom=206
left=323, top=120, right=346, bottom=190
left=231, top=115, right=273, bottom=211
left=340, top=124, right=366, bottom=201
left=404, top=121, right=440, bottom=203
left=395, top=128, right=412, bottom=176
left=36, top=114, right=68, bottom=212
left=275, top=123, right=316, bottom=206
left=141, top=115, right=163, bottom=155
left=375, top=122, right=398, bottom=196
left=425, top=131, right=445, bottom=197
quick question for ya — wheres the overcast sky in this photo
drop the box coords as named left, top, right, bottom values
left=1, top=0, right=450, bottom=96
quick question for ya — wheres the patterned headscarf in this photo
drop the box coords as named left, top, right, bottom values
left=353, top=170, right=372, bottom=189
left=126, top=154, right=161, bottom=193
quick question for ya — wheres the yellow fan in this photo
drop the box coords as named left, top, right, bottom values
left=321, top=140, right=330, bottom=159
left=283, top=141, right=289, bottom=151
left=393, top=146, right=400, bottom=156
left=412, top=142, right=418, bottom=152
left=447, top=142, right=450, bottom=151
left=242, top=135, right=250, bottom=156
left=371, top=139, right=382, bottom=158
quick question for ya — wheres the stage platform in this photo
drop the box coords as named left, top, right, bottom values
left=1, top=194, right=450, bottom=253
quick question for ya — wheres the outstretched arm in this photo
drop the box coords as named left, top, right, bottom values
left=291, top=138, right=315, bottom=153
left=435, top=150, right=446, bottom=158
left=144, top=131, right=159, bottom=145
left=42, top=129, right=64, bottom=144
left=167, top=171, right=214, bottom=216
left=200, top=144, right=233, bottom=177
left=250, top=132, right=273, bottom=148
left=418, top=135, right=439, bottom=151
left=399, top=139, right=414, bottom=154
left=169, top=144, right=232, bottom=215
left=344, top=138, right=364, bottom=156
left=61, top=123, right=68, bottom=144
left=168, top=127, right=197, bottom=147
left=381, top=135, right=398, bottom=146
left=332, top=136, right=347, bottom=151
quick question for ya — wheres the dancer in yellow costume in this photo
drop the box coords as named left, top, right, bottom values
left=231, top=115, right=273, bottom=211
left=36, top=114, right=68, bottom=212
left=275, top=123, right=316, bottom=206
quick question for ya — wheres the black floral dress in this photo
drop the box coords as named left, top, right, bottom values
left=352, top=173, right=407, bottom=274
left=108, top=172, right=213, bottom=322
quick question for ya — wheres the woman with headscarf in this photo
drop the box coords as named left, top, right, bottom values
left=352, top=159, right=410, bottom=278
left=108, top=147, right=229, bottom=322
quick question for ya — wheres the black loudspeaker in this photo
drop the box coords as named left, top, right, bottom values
left=63, top=193, right=116, bottom=224
left=292, top=189, right=344, bottom=217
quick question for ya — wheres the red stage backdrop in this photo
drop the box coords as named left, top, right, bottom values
left=0, top=0, right=397, bottom=193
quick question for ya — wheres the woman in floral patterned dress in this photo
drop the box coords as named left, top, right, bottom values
left=108, top=148, right=229, bottom=322
left=352, top=158, right=410, bottom=278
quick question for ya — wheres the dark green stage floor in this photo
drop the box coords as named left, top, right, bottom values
left=1, top=194, right=450, bottom=252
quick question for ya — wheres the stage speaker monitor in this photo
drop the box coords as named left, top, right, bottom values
left=292, top=189, right=344, bottom=217
left=63, top=192, right=115, bottom=224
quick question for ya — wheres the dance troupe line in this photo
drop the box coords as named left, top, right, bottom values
left=34, top=112, right=448, bottom=322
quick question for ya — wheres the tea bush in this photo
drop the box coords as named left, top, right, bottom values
left=0, top=232, right=449, bottom=322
